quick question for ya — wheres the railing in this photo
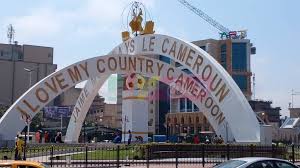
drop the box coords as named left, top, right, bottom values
left=0, top=143, right=298, bottom=167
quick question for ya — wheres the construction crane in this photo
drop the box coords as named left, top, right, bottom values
left=178, top=0, right=247, bottom=39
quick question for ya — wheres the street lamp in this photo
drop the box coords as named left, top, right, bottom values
left=24, top=67, right=38, bottom=144
left=83, top=121, right=86, bottom=143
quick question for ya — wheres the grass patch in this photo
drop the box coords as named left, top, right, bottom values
left=59, top=147, right=144, bottom=160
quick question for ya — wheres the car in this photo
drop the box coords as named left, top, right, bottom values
left=0, top=161, right=49, bottom=168
left=214, top=157, right=299, bottom=168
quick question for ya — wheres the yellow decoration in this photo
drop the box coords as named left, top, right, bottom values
left=122, top=31, right=130, bottom=41
left=141, top=21, right=155, bottom=35
left=129, top=10, right=144, bottom=34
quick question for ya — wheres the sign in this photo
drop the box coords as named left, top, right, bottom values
left=44, top=106, right=72, bottom=119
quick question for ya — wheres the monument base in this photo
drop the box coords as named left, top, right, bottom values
left=122, top=90, right=149, bottom=143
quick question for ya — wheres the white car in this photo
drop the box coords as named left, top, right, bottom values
left=214, top=157, right=299, bottom=168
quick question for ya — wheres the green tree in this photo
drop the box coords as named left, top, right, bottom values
left=30, top=112, right=43, bottom=132
left=0, top=105, right=9, bottom=118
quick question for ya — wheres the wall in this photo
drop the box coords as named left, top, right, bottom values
left=290, top=108, right=300, bottom=118
left=23, top=45, right=53, bottom=64
left=0, top=43, right=56, bottom=105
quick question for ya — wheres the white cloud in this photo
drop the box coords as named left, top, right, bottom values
left=4, top=8, right=62, bottom=41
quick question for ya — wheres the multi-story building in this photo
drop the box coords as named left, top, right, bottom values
left=85, top=95, right=105, bottom=124
left=167, top=38, right=256, bottom=136
left=0, top=42, right=57, bottom=105
left=248, top=100, right=281, bottom=126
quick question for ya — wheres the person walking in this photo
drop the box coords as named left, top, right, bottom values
left=127, top=130, right=132, bottom=145
left=44, top=131, right=49, bottom=143
left=15, top=135, right=24, bottom=160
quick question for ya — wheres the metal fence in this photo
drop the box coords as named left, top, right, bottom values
left=0, top=143, right=298, bottom=167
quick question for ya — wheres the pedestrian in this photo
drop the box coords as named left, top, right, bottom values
left=193, top=134, right=200, bottom=144
left=14, top=135, right=19, bottom=160
left=127, top=130, right=132, bottom=145
left=55, top=132, right=61, bottom=143
left=39, top=130, right=43, bottom=143
left=58, top=132, right=63, bottom=143
left=44, top=131, right=49, bottom=143
left=35, top=131, right=40, bottom=143
left=219, top=135, right=224, bottom=144
left=15, top=135, right=24, bottom=160
left=205, top=136, right=210, bottom=144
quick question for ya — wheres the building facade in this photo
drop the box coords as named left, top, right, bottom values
left=167, top=38, right=255, bottom=136
left=249, top=100, right=281, bottom=126
left=289, top=108, right=300, bottom=118
left=0, top=43, right=57, bottom=105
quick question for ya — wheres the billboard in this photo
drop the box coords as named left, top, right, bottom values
left=44, top=106, right=72, bottom=119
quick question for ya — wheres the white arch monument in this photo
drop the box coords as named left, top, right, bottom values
left=0, top=34, right=260, bottom=143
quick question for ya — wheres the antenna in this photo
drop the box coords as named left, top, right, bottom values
left=291, top=89, right=300, bottom=108
left=7, top=24, right=15, bottom=44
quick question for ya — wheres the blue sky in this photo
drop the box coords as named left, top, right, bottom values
left=0, top=0, right=299, bottom=117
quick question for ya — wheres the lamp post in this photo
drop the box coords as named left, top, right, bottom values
left=166, top=119, right=169, bottom=140
left=24, top=67, right=38, bottom=143
left=94, top=123, right=97, bottom=143
left=24, top=68, right=36, bottom=88
left=123, top=115, right=128, bottom=143
left=84, top=121, right=86, bottom=143
left=225, top=121, right=228, bottom=143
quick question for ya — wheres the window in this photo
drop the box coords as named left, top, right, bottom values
left=232, top=43, right=247, bottom=71
left=247, top=161, right=275, bottom=168
left=274, top=161, right=298, bottom=168
left=233, top=75, right=247, bottom=92
left=187, top=99, right=192, bottom=111
left=180, top=98, right=186, bottom=112
left=17, top=52, right=23, bottom=60
left=220, top=44, right=227, bottom=70
left=0, top=50, right=3, bottom=56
